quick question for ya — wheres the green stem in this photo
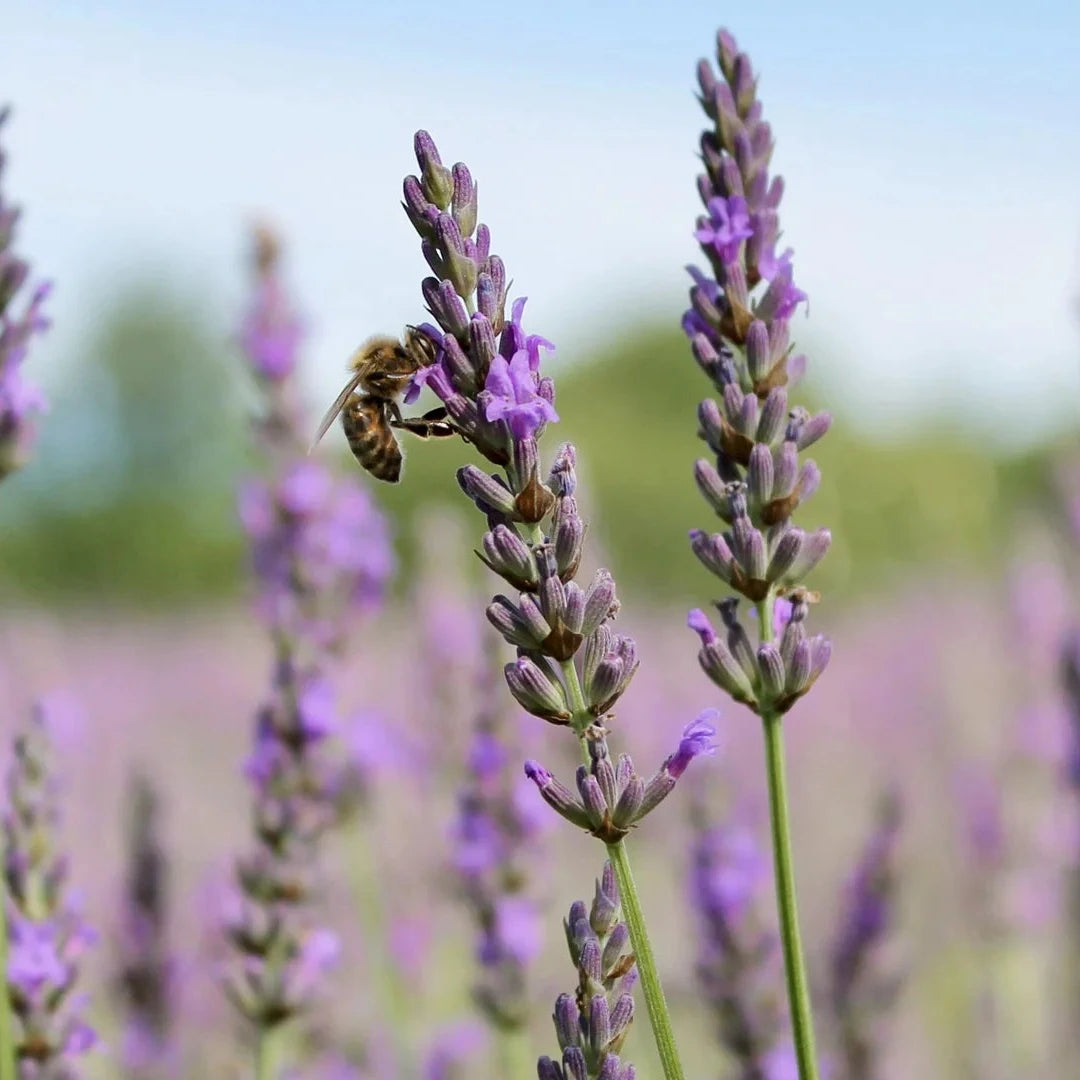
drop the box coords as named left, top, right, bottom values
left=255, top=1027, right=280, bottom=1080
left=0, top=850, right=16, bottom=1080
left=756, top=591, right=819, bottom=1080
left=761, top=711, right=819, bottom=1080
left=606, top=840, right=686, bottom=1080
left=497, top=1027, right=535, bottom=1079
left=347, top=822, right=407, bottom=1069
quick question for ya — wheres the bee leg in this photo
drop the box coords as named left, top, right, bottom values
left=392, top=416, right=458, bottom=439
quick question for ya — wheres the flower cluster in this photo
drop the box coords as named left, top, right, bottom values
left=0, top=107, right=50, bottom=482
left=3, top=706, right=98, bottom=1072
left=453, top=664, right=546, bottom=1030
left=829, top=793, right=904, bottom=1080
left=683, top=30, right=831, bottom=714
left=401, top=130, right=717, bottom=818
left=223, top=228, right=392, bottom=1039
left=689, top=817, right=794, bottom=1080
left=537, top=862, right=638, bottom=1080
left=114, top=776, right=177, bottom=1080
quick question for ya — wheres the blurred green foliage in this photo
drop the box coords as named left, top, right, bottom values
left=0, top=289, right=1066, bottom=608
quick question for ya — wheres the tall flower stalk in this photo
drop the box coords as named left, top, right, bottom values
left=0, top=108, right=50, bottom=484
left=0, top=108, right=52, bottom=1080
left=452, top=644, right=546, bottom=1072
left=2, top=707, right=98, bottom=1076
left=387, top=131, right=716, bottom=1080
left=688, top=812, right=794, bottom=1080
left=114, top=776, right=177, bottom=1080
left=224, top=227, right=394, bottom=1076
left=682, top=29, right=831, bottom=1080
left=537, top=862, right=638, bottom=1080
left=828, top=792, right=903, bottom=1080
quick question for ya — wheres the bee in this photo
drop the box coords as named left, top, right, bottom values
left=311, top=327, right=454, bottom=482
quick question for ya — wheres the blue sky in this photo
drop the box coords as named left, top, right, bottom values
left=4, top=0, right=1080, bottom=446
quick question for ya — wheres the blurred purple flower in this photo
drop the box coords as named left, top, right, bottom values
left=237, top=227, right=303, bottom=382
left=423, top=1021, right=487, bottom=1080
left=3, top=709, right=99, bottom=1067
left=0, top=110, right=50, bottom=480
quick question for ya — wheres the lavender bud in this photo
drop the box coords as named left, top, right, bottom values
left=698, top=637, right=756, bottom=706
left=594, top=755, right=619, bottom=817
left=563, top=583, right=586, bottom=634
left=442, top=332, right=479, bottom=393
left=553, top=497, right=586, bottom=580
left=785, top=639, right=813, bottom=695
left=577, top=769, right=610, bottom=827
left=745, top=320, right=771, bottom=383
left=608, top=993, right=635, bottom=1051
left=476, top=271, right=498, bottom=320
left=563, top=1048, right=589, bottom=1080
left=757, top=643, right=786, bottom=699
left=611, top=775, right=645, bottom=829
left=554, top=993, right=581, bottom=1050
left=747, top=443, right=774, bottom=504
left=798, top=411, right=832, bottom=450
left=784, top=528, right=831, bottom=583
left=694, top=459, right=729, bottom=517
left=451, top=162, right=478, bottom=238
left=757, top=387, right=788, bottom=445
left=690, top=529, right=736, bottom=585
left=525, top=761, right=593, bottom=831
left=423, top=276, right=470, bottom=336
left=468, top=312, right=499, bottom=373
left=505, top=657, right=571, bottom=723
left=767, top=527, right=804, bottom=582
left=588, top=995, right=612, bottom=1056
left=414, top=130, right=453, bottom=208
left=478, top=524, right=539, bottom=589
left=402, top=174, right=437, bottom=239
left=538, top=1057, right=563, bottom=1080
left=461, top=468, right=519, bottom=520
left=582, top=570, right=619, bottom=637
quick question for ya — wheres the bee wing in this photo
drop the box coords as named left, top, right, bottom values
left=309, top=370, right=367, bottom=453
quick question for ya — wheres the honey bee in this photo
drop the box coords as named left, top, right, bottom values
left=311, top=328, right=454, bottom=482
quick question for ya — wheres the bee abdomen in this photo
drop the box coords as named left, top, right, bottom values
left=342, top=396, right=402, bottom=483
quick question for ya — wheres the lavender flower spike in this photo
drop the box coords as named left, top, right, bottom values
left=453, top=649, right=546, bottom=1042
left=537, top=862, right=638, bottom=1080
left=682, top=29, right=828, bottom=1080
left=396, top=131, right=707, bottom=1080
left=3, top=705, right=99, bottom=1073
left=224, top=227, right=393, bottom=1073
left=114, top=776, right=178, bottom=1080
left=0, top=108, right=50, bottom=482
left=689, top=814, right=794, bottom=1079
left=829, top=792, right=904, bottom=1080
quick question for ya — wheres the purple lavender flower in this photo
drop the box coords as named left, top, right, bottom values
left=684, top=31, right=829, bottom=1079
left=397, top=128, right=712, bottom=1080
left=684, top=29, right=831, bottom=718
left=113, top=776, right=178, bottom=1080
left=453, top=654, right=547, bottom=1031
left=0, top=108, right=50, bottom=481
left=223, top=228, right=391, bottom=1060
left=689, top=816, right=792, bottom=1079
left=537, top=862, right=638, bottom=1080
left=2, top=706, right=98, bottom=1071
left=829, top=793, right=903, bottom=1080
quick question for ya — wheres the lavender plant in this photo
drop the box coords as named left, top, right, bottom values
left=2, top=707, right=97, bottom=1077
left=681, top=29, right=830, bottom=1080
left=387, top=131, right=717, bottom=1078
left=114, top=776, right=177, bottom=1079
left=537, top=862, right=637, bottom=1080
left=0, top=108, right=50, bottom=484
left=452, top=645, right=546, bottom=1071
left=689, top=814, right=794, bottom=1080
left=828, top=793, right=903, bottom=1080
left=223, top=227, right=395, bottom=1077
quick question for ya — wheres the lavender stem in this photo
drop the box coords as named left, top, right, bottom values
left=256, top=1029, right=281, bottom=1080
left=0, top=889, right=12, bottom=1080
left=759, top=589, right=818, bottom=1080
left=606, top=840, right=684, bottom=1080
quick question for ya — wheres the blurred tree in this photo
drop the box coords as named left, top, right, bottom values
left=0, top=284, right=248, bottom=603
left=0, top=288, right=1062, bottom=608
